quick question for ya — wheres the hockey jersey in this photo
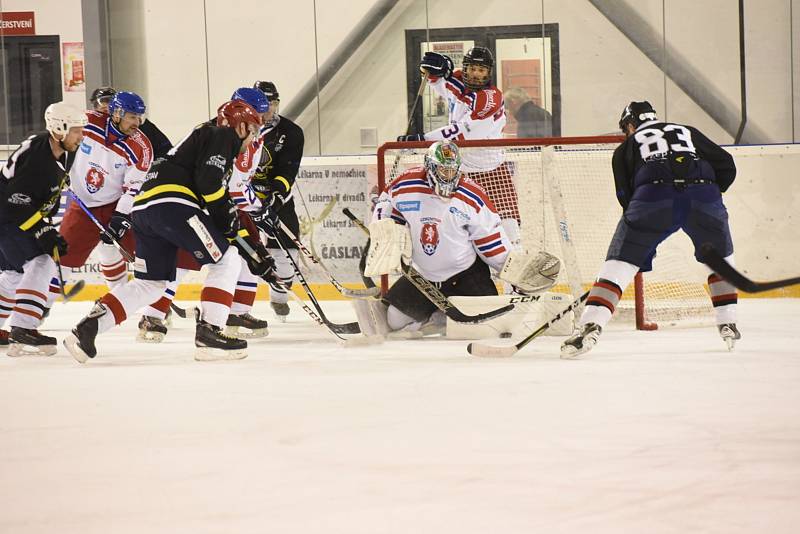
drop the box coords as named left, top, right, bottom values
left=425, top=70, right=507, bottom=172
left=372, top=167, right=511, bottom=282
left=0, top=132, right=74, bottom=233
left=228, top=134, right=264, bottom=213
left=70, top=110, right=153, bottom=214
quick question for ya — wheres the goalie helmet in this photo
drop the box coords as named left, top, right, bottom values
left=216, top=99, right=262, bottom=131
left=462, top=46, right=494, bottom=91
left=424, top=140, right=462, bottom=198
left=44, top=101, right=87, bottom=137
left=619, top=101, right=657, bottom=131
left=231, top=87, right=270, bottom=114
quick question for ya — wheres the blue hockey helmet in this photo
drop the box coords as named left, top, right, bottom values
left=109, top=91, right=146, bottom=116
left=231, top=87, right=269, bottom=114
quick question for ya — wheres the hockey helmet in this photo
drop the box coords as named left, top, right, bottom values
left=44, top=101, right=88, bottom=137
left=231, top=87, right=270, bottom=114
left=462, top=47, right=494, bottom=91
left=424, top=140, right=462, bottom=197
left=109, top=91, right=146, bottom=117
left=217, top=99, right=263, bottom=133
left=253, top=80, right=280, bottom=102
left=619, top=101, right=657, bottom=131
left=90, top=86, right=116, bottom=108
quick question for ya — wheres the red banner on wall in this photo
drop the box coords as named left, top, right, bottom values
left=0, top=11, right=36, bottom=36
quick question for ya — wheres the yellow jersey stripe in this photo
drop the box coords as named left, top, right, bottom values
left=274, top=175, right=291, bottom=193
left=135, top=184, right=199, bottom=203
left=202, top=186, right=226, bottom=203
left=19, top=211, right=43, bottom=231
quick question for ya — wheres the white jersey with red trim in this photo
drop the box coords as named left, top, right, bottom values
left=228, top=135, right=264, bottom=213
left=69, top=111, right=153, bottom=214
left=372, top=167, right=511, bottom=282
left=424, top=70, right=506, bottom=172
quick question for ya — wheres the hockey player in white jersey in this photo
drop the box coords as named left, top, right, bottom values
left=400, top=46, right=522, bottom=247
left=60, top=91, right=153, bottom=288
left=361, top=140, right=559, bottom=336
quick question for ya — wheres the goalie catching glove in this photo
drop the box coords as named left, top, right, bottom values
left=498, top=250, right=561, bottom=294
left=364, top=219, right=412, bottom=277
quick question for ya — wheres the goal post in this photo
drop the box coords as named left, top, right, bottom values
left=377, top=136, right=714, bottom=329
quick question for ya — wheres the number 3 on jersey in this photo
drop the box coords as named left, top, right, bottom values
left=634, top=125, right=696, bottom=159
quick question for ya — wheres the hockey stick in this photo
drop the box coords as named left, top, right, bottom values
left=52, top=247, right=85, bottom=302
left=343, top=207, right=515, bottom=324
left=467, top=291, right=589, bottom=357
left=65, top=190, right=135, bottom=262
left=700, top=243, right=800, bottom=293
left=267, top=230, right=361, bottom=334
left=233, top=235, right=359, bottom=339
left=277, top=219, right=379, bottom=299
left=388, top=74, right=429, bottom=178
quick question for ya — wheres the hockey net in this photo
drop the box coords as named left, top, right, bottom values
left=377, top=137, right=714, bottom=329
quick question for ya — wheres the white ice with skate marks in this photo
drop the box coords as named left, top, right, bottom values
left=1, top=299, right=800, bottom=534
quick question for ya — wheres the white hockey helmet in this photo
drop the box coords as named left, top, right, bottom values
left=44, top=101, right=87, bottom=137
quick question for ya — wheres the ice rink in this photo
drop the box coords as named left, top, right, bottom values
left=2, top=298, right=799, bottom=533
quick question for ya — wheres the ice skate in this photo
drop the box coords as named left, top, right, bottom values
left=195, top=320, right=248, bottom=361
left=137, top=315, right=168, bottom=343
left=560, top=322, right=602, bottom=359
left=718, top=323, right=741, bottom=351
left=7, top=327, right=57, bottom=357
left=270, top=301, right=290, bottom=323
left=63, top=302, right=107, bottom=364
left=0, top=328, right=8, bottom=348
left=225, top=312, right=269, bottom=339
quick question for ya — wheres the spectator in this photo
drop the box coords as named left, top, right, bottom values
left=504, top=87, right=553, bottom=138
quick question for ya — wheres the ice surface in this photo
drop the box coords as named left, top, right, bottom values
left=1, top=299, right=799, bottom=533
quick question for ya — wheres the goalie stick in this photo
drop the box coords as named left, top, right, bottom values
left=467, top=291, right=589, bottom=357
left=276, top=220, right=380, bottom=299
left=700, top=243, right=800, bottom=293
left=66, top=190, right=135, bottom=263
left=342, top=207, right=515, bottom=324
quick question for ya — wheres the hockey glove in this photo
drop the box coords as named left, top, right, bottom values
left=208, top=199, right=241, bottom=239
left=397, top=133, right=425, bottom=142
left=420, top=52, right=453, bottom=78
left=34, top=224, right=68, bottom=257
left=235, top=239, right=278, bottom=283
left=100, top=211, right=132, bottom=244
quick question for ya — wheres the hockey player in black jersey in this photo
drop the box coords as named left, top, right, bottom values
left=252, top=80, right=304, bottom=321
left=562, top=101, right=740, bottom=358
left=64, top=99, right=276, bottom=363
left=0, top=101, right=87, bottom=356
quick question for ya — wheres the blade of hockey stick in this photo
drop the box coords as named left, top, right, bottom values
left=467, top=291, right=589, bottom=357
left=342, top=207, right=514, bottom=324
left=52, top=248, right=84, bottom=302
left=700, top=243, right=800, bottom=293
left=62, top=279, right=86, bottom=301
left=276, top=220, right=380, bottom=299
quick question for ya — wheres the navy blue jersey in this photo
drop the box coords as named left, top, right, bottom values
left=252, top=115, right=304, bottom=202
left=611, top=121, right=736, bottom=209
left=0, top=132, right=74, bottom=233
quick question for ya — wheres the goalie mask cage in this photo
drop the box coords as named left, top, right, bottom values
left=377, top=137, right=715, bottom=329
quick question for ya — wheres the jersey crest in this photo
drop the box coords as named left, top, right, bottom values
left=85, top=167, right=106, bottom=193
left=420, top=221, right=440, bottom=256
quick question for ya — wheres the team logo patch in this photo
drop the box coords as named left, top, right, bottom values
left=420, top=222, right=439, bottom=256
left=8, top=193, right=31, bottom=205
left=85, top=168, right=105, bottom=193
left=397, top=201, right=420, bottom=212
left=206, top=155, right=227, bottom=171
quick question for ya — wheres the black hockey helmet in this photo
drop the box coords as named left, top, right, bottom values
left=619, top=101, right=657, bottom=131
left=462, top=47, right=494, bottom=91
left=90, top=86, right=116, bottom=107
left=254, top=80, right=280, bottom=102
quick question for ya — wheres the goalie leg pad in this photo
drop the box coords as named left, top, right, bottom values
left=364, top=219, right=412, bottom=277
left=351, top=299, right=390, bottom=337
left=499, top=250, right=561, bottom=293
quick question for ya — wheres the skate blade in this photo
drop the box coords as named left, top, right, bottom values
left=560, top=343, right=593, bottom=360
left=7, top=342, right=57, bottom=357
left=63, top=335, right=90, bottom=364
left=194, top=346, right=248, bottom=361
left=724, top=337, right=736, bottom=351
left=136, top=331, right=165, bottom=343
left=224, top=325, right=269, bottom=339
